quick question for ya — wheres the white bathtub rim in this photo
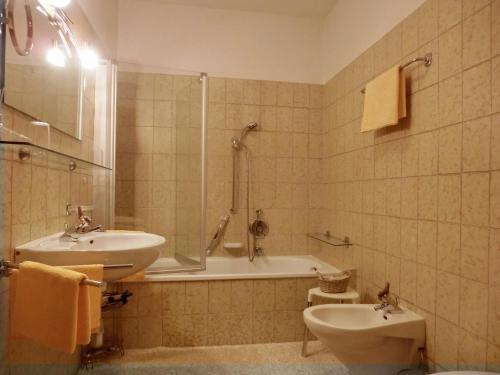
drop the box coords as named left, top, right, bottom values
left=144, top=255, right=344, bottom=282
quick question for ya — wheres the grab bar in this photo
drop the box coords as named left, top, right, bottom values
left=0, top=259, right=134, bottom=288
left=205, top=215, right=230, bottom=256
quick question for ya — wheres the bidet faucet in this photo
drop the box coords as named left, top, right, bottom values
left=374, top=282, right=401, bottom=319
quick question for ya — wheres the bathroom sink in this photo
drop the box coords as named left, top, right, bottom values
left=15, top=231, right=165, bottom=281
left=304, top=304, right=425, bottom=371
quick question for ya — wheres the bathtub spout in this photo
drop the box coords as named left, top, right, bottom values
left=206, top=215, right=231, bottom=256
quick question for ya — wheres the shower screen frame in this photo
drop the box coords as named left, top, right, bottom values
left=145, top=72, right=208, bottom=275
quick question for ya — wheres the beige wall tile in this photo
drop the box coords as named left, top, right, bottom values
left=493, top=56, right=500, bottom=113
left=401, top=260, right=417, bottom=304
left=275, top=279, right=298, bottom=310
left=438, top=174, right=462, bottom=223
left=419, top=0, right=439, bottom=45
left=277, top=82, right=293, bottom=107
left=273, top=310, right=297, bottom=343
left=487, top=341, right=500, bottom=373
left=386, top=217, right=402, bottom=257
left=185, top=281, right=208, bottom=314
left=463, top=62, right=492, bottom=121
left=436, top=272, right=460, bottom=323
left=401, top=177, right=419, bottom=218
left=462, top=0, right=491, bottom=19
left=226, top=79, right=244, bottom=103
left=252, top=312, right=274, bottom=343
left=461, top=225, right=489, bottom=283
left=461, top=172, right=490, bottom=226
left=458, top=329, right=487, bottom=371
left=184, top=314, right=208, bottom=346
left=439, top=0, right=463, bottom=33
left=162, top=282, right=186, bottom=314
left=401, top=219, right=418, bottom=261
left=439, top=24, right=463, bottom=80
left=418, top=175, right=438, bottom=220
left=419, top=131, right=439, bottom=175
left=439, top=124, right=462, bottom=173
left=439, top=74, right=463, bottom=126
left=208, top=281, right=231, bottom=314
left=162, top=314, right=184, bottom=347
left=491, top=171, right=500, bottom=227
left=137, top=283, right=162, bottom=317
left=417, top=220, right=437, bottom=267
left=230, top=313, right=253, bottom=344
left=463, top=116, right=491, bottom=172
left=463, top=6, right=491, bottom=69
left=460, top=279, right=488, bottom=338
left=488, top=285, right=500, bottom=345
left=137, top=317, right=162, bottom=348
left=253, top=280, right=275, bottom=312
left=417, top=264, right=437, bottom=313
left=206, top=314, right=231, bottom=345
left=243, top=80, right=261, bottom=105
left=208, top=77, right=225, bottom=103
left=435, top=317, right=460, bottom=370
left=490, top=228, right=500, bottom=287
left=494, top=0, right=500, bottom=57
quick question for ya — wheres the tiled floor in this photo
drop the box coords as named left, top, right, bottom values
left=85, top=341, right=350, bottom=375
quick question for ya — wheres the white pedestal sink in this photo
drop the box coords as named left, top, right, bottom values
left=304, top=304, right=426, bottom=375
left=15, top=231, right=165, bottom=281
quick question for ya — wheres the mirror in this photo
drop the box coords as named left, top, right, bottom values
left=3, top=0, right=87, bottom=140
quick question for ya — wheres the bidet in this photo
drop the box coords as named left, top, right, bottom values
left=303, top=304, right=425, bottom=375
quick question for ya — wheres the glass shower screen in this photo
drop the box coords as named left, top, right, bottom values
left=114, top=68, right=207, bottom=273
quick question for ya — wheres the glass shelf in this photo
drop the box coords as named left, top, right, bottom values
left=0, top=140, right=112, bottom=171
left=307, top=231, right=352, bottom=247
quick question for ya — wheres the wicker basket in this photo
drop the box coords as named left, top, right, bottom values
left=318, top=271, right=351, bottom=293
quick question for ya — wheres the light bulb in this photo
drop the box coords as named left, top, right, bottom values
left=79, top=47, right=99, bottom=69
left=46, top=44, right=66, bottom=67
left=47, top=0, right=71, bottom=8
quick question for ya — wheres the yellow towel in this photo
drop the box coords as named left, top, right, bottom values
left=361, top=64, right=407, bottom=132
left=63, top=265, right=103, bottom=334
left=10, top=261, right=92, bottom=354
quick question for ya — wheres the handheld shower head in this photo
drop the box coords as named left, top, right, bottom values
left=239, top=121, right=258, bottom=139
left=246, top=121, right=258, bottom=130
left=232, top=122, right=259, bottom=149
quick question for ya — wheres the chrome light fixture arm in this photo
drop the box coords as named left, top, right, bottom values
left=5, top=0, right=34, bottom=56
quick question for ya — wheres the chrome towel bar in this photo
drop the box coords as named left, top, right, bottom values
left=0, top=259, right=134, bottom=288
left=360, top=53, right=432, bottom=94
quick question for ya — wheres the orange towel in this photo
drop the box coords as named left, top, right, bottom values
left=63, top=265, right=103, bottom=333
left=10, top=261, right=92, bottom=354
left=361, top=64, right=407, bottom=132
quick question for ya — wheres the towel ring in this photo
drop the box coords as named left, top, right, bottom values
left=7, top=0, right=34, bottom=56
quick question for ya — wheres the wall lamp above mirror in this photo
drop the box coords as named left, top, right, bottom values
left=4, top=0, right=100, bottom=68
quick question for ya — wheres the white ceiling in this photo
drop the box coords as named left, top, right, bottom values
left=149, top=0, right=338, bottom=19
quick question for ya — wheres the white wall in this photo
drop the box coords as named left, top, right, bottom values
left=114, top=0, right=426, bottom=83
left=116, top=0, right=323, bottom=83
left=78, top=0, right=119, bottom=60
left=321, top=0, right=426, bottom=82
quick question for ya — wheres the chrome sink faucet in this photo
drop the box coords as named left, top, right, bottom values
left=374, top=282, right=402, bottom=319
left=61, top=206, right=103, bottom=241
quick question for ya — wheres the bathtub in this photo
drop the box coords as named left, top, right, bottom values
left=110, top=255, right=348, bottom=349
left=145, top=255, right=340, bottom=281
